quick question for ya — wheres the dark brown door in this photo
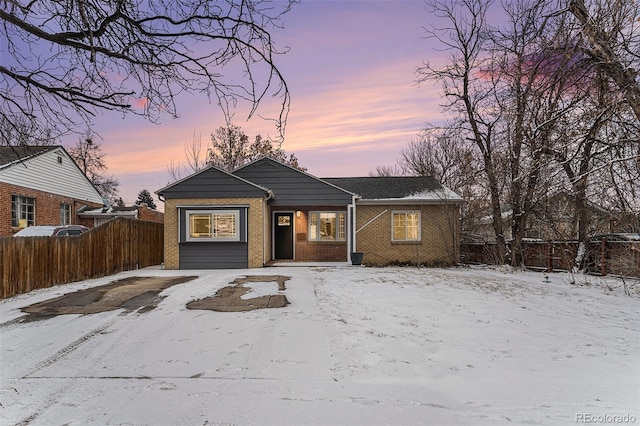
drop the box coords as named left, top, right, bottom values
left=274, top=213, right=294, bottom=259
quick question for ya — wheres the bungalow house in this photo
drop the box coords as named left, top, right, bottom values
left=156, top=157, right=462, bottom=269
left=0, top=145, right=105, bottom=236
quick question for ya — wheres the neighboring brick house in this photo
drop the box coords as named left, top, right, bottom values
left=78, top=204, right=164, bottom=226
left=0, top=145, right=105, bottom=236
left=156, top=157, right=462, bottom=269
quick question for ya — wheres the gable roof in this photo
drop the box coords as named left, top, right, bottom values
left=324, top=176, right=463, bottom=204
left=233, top=156, right=356, bottom=195
left=156, top=164, right=272, bottom=199
left=0, top=145, right=59, bottom=169
left=154, top=157, right=461, bottom=206
left=232, top=157, right=355, bottom=206
left=0, top=145, right=105, bottom=205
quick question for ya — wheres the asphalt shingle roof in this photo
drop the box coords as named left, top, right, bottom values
left=0, top=145, right=59, bottom=168
left=323, top=176, right=447, bottom=200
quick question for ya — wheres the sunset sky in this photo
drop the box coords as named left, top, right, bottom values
left=69, top=0, right=448, bottom=207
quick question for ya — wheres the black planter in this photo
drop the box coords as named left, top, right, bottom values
left=351, top=252, right=364, bottom=265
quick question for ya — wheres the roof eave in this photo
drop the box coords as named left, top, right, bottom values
left=155, top=164, right=272, bottom=196
left=356, top=198, right=464, bottom=205
left=78, top=211, right=138, bottom=218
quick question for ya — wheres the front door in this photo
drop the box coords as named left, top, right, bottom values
left=274, top=212, right=294, bottom=259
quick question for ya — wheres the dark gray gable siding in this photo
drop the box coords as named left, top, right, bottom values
left=323, top=176, right=444, bottom=199
left=233, top=158, right=353, bottom=206
left=157, top=166, right=269, bottom=199
left=180, top=242, right=248, bottom=269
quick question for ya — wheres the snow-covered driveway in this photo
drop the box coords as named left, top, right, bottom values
left=1, top=266, right=638, bottom=425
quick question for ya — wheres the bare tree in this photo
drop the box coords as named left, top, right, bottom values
left=208, top=125, right=305, bottom=172
left=486, top=0, right=597, bottom=265
left=568, top=0, right=640, bottom=121
left=250, top=135, right=306, bottom=171
left=208, top=125, right=252, bottom=171
left=400, top=129, right=480, bottom=191
left=395, top=128, right=487, bottom=240
left=67, top=134, right=120, bottom=203
left=167, top=124, right=304, bottom=180
left=167, top=132, right=207, bottom=182
left=0, top=116, right=57, bottom=146
left=416, top=0, right=639, bottom=269
left=418, top=0, right=507, bottom=262
left=1, top=0, right=294, bottom=144
left=368, top=165, right=404, bottom=177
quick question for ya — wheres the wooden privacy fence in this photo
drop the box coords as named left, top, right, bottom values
left=461, top=240, right=640, bottom=277
left=0, top=218, right=164, bottom=299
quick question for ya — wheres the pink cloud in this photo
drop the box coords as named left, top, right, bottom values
left=132, top=98, right=149, bottom=109
left=78, top=0, right=450, bottom=205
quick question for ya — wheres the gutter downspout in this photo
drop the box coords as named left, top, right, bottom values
left=349, top=195, right=357, bottom=262
left=263, top=190, right=274, bottom=267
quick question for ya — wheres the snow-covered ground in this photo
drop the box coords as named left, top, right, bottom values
left=1, top=265, right=638, bottom=425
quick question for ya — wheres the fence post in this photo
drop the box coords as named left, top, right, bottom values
left=547, top=242, right=553, bottom=273
left=600, top=238, right=607, bottom=276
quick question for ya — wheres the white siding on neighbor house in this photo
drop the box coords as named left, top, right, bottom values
left=0, top=148, right=104, bottom=205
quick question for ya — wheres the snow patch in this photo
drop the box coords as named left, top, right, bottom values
left=1, top=266, right=638, bottom=425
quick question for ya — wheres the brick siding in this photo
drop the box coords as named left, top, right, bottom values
left=162, top=200, right=460, bottom=268
left=355, top=204, right=460, bottom=266
left=137, top=205, right=164, bottom=223
left=276, top=206, right=348, bottom=262
left=0, top=183, right=103, bottom=236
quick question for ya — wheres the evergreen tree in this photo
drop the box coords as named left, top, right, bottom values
left=135, top=190, right=157, bottom=210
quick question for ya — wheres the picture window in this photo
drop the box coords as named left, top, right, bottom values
left=309, top=211, right=346, bottom=241
left=392, top=211, right=421, bottom=241
left=186, top=210, right=240, bottom=242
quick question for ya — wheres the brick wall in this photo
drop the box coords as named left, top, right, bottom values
left=137, top=205, right=164, bottom=223
left=273, top=206, right=348, bottom=262
left=163, top=197, right=265, bottom=269
left=0, top=183, right=103, bottom=236
left=160, top=200, right=459, bottom=267
left=355, top=204, right=460, bottom=266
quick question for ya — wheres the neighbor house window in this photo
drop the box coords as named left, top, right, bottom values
left=60, top=203, right=71, bottom=225
left=186, top=210, right=240, bottom=242
left=309, top=211, right=346, bottom=241
left=392, top=211, right=421, bottom=241
left=11, top=195, right=35, bottom=228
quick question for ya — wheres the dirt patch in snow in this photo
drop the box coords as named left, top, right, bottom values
left=187, top=275, right=290, bottom=312
left=21, top=276, right=198, bottom=316
left=19, top=274, right=290, bottom=318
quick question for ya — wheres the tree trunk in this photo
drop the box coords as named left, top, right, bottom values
left=569, top=0, right=640, bottom=122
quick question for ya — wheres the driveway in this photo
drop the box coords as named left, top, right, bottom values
left=0, top=267, right=345, bottom=425
left=1, top=265, right=638, bottom=425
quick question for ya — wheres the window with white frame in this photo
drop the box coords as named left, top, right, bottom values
left=60, top=203, right=71, bottom=225
left=11, top=195, right=35, bottom=227
left=309, top=211, right=346, bottom=241
left=392, top=211, right=421, bottom=241
left=186, top=210, right=240, bottom=242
